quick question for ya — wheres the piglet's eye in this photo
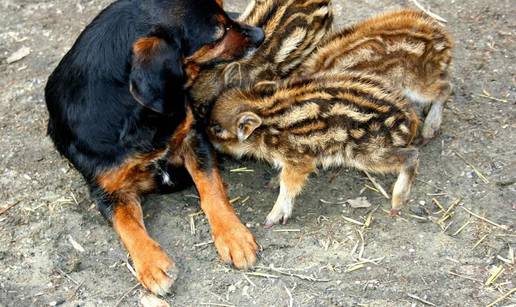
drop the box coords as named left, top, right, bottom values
left=212, top=125, right=223, bottom=134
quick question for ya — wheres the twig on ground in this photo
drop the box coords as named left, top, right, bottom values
left=448, top=271, right=482, bottom=283
left=194, top=241, right=214, bottom=248
left=0, top=200, right=21, bottom=215
left=475, top=93, right=508, bottom=103
left=452, top=218, right=473, bottom=236
left=485, top=265, right=505, bottom=286
left=431, top=198, right=446, bottom=213
left=472, top=234, right=489, bottom=249
left=254, top=266, right=330, bottom=282
left=437, top=198, right=462, bottom=224
left=409, top=0, right=447, bottom=23
left=284, top=284, right=293, bottom=307
left=454, top=151, right=490, bottom=184
left=486, top=287, right=516, bottom=307
left=407, top=293, right=437, bottom=306
left=272, top=229, right=301, bottom=232
left=245, top=272, right=279, bottom=279
left=342, top=215, right=364, bottom=226
left=417, top=179, right=446, bottom=191
left=190, top=215, right=196, bottom=235
left=462, top=207, right=508, bottom=230
left=114, top=283, right=140, bottom=307
left=243, top=274, right=257, bottom=287
left=56, top=268, right=79, bottom=285
left=363, top=171, right=390, bottom=199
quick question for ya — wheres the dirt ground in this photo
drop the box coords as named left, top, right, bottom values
left=0, top=0, right=515, bottom=306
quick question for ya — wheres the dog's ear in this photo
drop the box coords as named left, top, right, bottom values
left=129, top=36, right=185, bottom=114
left=236, top=111, right=262, bottom=141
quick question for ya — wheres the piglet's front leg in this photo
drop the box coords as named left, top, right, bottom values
left=264, top=161, right=316, bottom=228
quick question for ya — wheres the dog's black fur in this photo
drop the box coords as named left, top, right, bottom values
left=45, top=0, right=264, bottom=218
left=45, top=0, right=264, bottom=294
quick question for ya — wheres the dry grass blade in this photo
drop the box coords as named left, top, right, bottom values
left=431, top=198, right=446, bottom=213
left=363, top=171, right=390, bottom=199
left=0, top=200, right=21, bottom=215
left=462, top=207, right=508, bottom=230
left=409, top=0, right=447, bottom=23
left=454, top=151, right=489, bottom=184
left=476, top=93, right=508, bottom=103
left=345, top=263, right=365, bottom=272
left=485, top=265, right=504, bottom=286
left=363, top=210, right=374, bottom=228
left=284, top=284, right=293, bottom=307
left=342, top=215, right=364, bottom=226
left=255, top=266, right=331, bottom=282
left=320, top=199, right=346, bottom=205
left=114, top=283, right=140, bottom=307
left=272, top=229, right=301, bottom=232
left=245, top=272, right=279, bottom=279
left=407, top=293, right=437, bottom=306
left=229, top=196, right=241, bottom=204
left=437, top=198, right=462, bottom=224
left=472, top=234, right=489, bottom=249
left=486, top=287, right=516, bottom=307
left=56, top=268, right=80, bottom=285
left=448, top=271, right=482, bottom=283
left=243, top=273, right=257, bottom=287
left=194, top=241, right=214, bottom=248
left=190, top=215, right=196, bottom=235
left=200, top=303, right=235, bottom=307
left=452, top=219, right=472, bottom=236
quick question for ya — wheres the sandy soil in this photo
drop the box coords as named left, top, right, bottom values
left=0, top=0, right=515, bottom=306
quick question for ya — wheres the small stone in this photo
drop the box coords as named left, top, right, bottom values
left=6, top=47, right=30, bottom=64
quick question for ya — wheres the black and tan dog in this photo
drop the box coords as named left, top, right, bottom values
left=45, top=0, right=264, bottom=296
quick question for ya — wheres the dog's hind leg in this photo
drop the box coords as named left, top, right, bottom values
left=94, top=154, right=177, bottom=296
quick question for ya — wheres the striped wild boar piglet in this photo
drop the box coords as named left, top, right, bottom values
left=208, top=72, right=420, bottom=227
left=189, top=0, right=333, bottom=118
left=296, top=10, right=453, bottom=144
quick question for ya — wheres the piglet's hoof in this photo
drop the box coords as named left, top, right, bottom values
left=388, top=209, right=401, bottom=217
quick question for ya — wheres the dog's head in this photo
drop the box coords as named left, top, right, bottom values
left=129, top=0, right=264, bottom=114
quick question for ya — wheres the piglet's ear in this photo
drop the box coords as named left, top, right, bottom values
left=129, top=36, right=185, bottom=114
left=236, top=111, right=262, bottom=141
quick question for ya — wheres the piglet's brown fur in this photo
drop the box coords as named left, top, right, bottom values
left=190, top=0, right=333, bottom=118
left=208, top=72, right=420, bottom=226
left=296, top=10, right=453, bottom=144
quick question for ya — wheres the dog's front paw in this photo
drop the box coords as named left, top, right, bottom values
left=212, top=221, right=258, bottom=269
left=132, top=240, right=178, bottom=296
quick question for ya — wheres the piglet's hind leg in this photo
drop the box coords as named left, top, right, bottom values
left=390, top=148, right=419, bottom=216
left=265, top=161, right=315, bottom=228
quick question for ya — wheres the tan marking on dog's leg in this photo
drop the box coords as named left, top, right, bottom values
left=183, top=148, right=258, bottom=269
left=113, top=199, right=177, bottom=296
